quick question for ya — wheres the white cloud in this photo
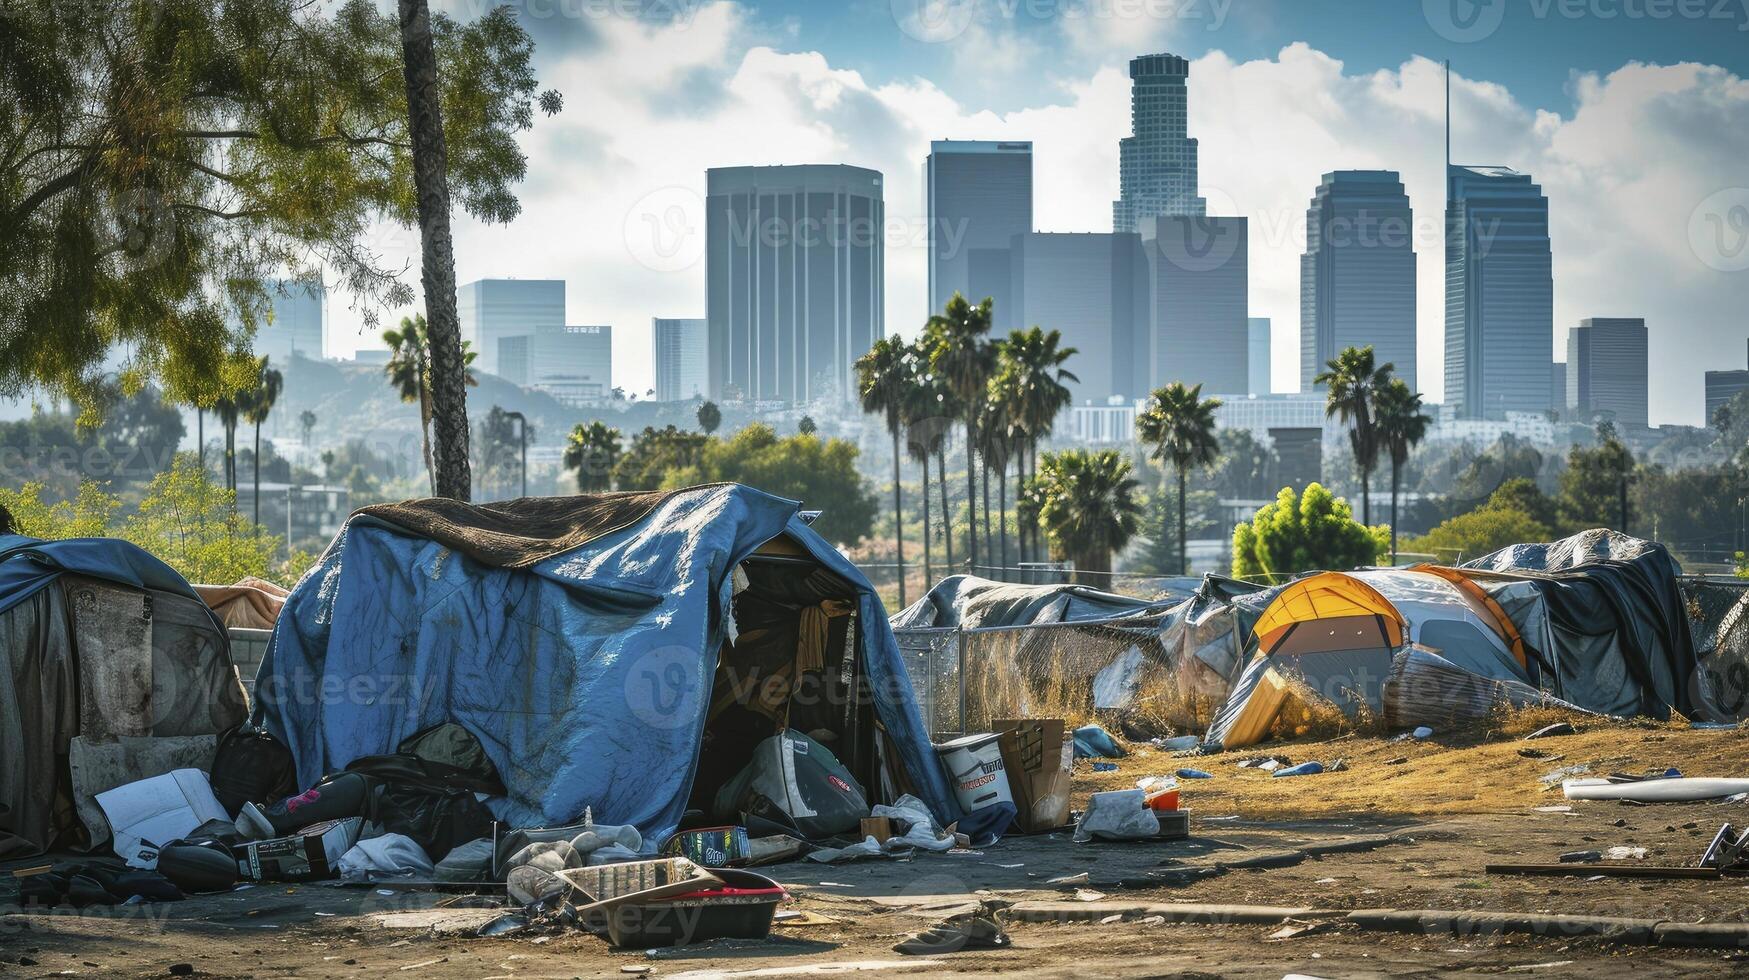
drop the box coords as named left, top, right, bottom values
left=340, top=3, right=1748, bottom=425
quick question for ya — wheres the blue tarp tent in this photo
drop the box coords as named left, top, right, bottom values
left=254, top=484, right=958, bottom=844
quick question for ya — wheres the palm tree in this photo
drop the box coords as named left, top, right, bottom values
left=1136, top=382, right=1223, bottom=576
left=925, top=294, right=995, bottom=573
left=1374, top=378, right=1431, bottom=563
left=996, top=327, right=1078, bottom=565
left=856, top=337, right=910, bottom=605
left=563, top=420, right=622, bottom=493
left=697, top=400, right=721, bottom=435
left=798, top=415, right=816, bottom=436
left=1034, top=449, right=1142, bottom=583
left=979, top=372, right=1021, bottom=580
left=908, top=335, right=957, bottom=573
left=215, top=393, right=242, bottom=494
left=298, top=409, right=317, bottom=461
left=398, top=0, right=472, bottom=499
left=244, top=360, right=284, bottom=527
left=901, top=362, right=944, bottom=589
left=385, top=314, right=477, bottom=493
left=1315, top=345, right=1394, bottom=527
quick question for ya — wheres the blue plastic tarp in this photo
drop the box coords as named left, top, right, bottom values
left=0, top=534, right=207, bottom=619
left=254, top=484, right=959, bottom=844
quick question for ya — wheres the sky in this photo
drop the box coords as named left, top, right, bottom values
left=328, top=0, right=1749, bottom=425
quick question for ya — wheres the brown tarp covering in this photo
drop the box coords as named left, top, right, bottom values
left=195, top=577, right=289, bottom=630
left=354, top=490, right=681, bottom=569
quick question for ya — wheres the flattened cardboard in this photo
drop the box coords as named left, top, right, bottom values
left=994, top=718, right=1073, bottom=833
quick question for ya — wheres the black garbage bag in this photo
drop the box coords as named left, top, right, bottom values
left=345, top=722, right=505, bottom=861
left=711, top=730, right=867, bottom=841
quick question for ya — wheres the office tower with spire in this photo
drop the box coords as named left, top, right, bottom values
left=1443, top=63, right=1553, bottom=420
left=1301, top=171, right=1417, bottom=392
left=1113, top=53, right=1205, bottom=232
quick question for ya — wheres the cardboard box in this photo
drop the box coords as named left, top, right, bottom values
left=859, top=816, right=893, bottom=844
left=994, top=719, right=1073, bottom=833
left=232, top=816, right=363, bottom=882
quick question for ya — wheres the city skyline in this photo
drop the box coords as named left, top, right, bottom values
left=306, top=3, right=1744, bottom=427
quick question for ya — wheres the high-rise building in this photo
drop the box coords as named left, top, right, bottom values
left=1300, top=171, right=1417, bottom=392
left=1704, top=340, right=1749, bottom=426
left=706, top=165, right=883, bottom=404
left=499, top=324, right=612, bottom=404
left=1113, top=53, right=1206, bottom=232
left=250, top=281, right=326, bottom=364
left=1139, top=215, right=1248, bottom=396
left=1551, top=362, right=1568, bottom=413
left=926, top=141, right=1031, bottom=326
left=1248, top=317, right=1271, bottom=396
left=653, top=317, right=708, bottom=403
left=457, top=279, right=565, bottom=378
left=1444, top=165, right=1553, bottom=420
left=1566, top=318, right=1648, bottom=428
left=1009, top=233, right=1148, bottom=405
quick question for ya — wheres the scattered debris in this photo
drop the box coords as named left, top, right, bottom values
left=1176, top=768, right=1213, bottom=779
left=893, top=901, right=1010, bottom=955
left=1525, top=723, right=1576, bottom=740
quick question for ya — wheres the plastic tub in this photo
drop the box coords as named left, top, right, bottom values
left=603, top=868, right=787, bottom=949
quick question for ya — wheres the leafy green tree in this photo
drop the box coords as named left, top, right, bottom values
left=298, top=410, right=318, bottom=456
left=797, top=415, right=817, bottom=437
left=1315, top=346, right=1393, bottom=527
left=925, top=293, right=995, bottom=572
left=1405, top=500, right=1551, bottom=562
left=1489, top=477, right=1559, bottom=529
left=855, top=337, right=910, bottom=602
left=1559, top=435, right=1636, bottom=532
left=1373, top=378, right=1431, bottom=562
left=0, top=482, right=119, bottom=540
left=1137, top=382, right=1223, bottom=575
left=1033, top=449, right=1141, bottom=582
left=667, top=424, right=876, bottom=545
left=563, top=421, right=622, bottom=493
left=0, top=0, right=556, bottom=421
left=614, top=426, right=711, bottom=492
left=1231, top=483, right=1386, bottom=581
left=696, top=400, right=722, bottom=435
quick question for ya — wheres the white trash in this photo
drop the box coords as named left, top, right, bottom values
left=935, top=732, right=1014, bottom=812
left=1073, top=789, right=1158, bottom=843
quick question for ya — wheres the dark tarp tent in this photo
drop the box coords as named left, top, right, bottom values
left=0, top=535, right=244, bottom=858
left=254, top=484, right=958, bottom=846
left=891, top=574, right=1197, bottom=631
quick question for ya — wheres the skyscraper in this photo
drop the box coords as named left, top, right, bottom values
left=250, top=281, right=326, bottom=364
left=1113, top=53, right=1206, bottom=233
left=1567, top=318, right=1648, bottom=429
left=1248, top=317, right=1271, bottom=396
left=653, top=317, right=708, bottom=403
left=926, top=141, right=1031, bottom=325
left=1139, top=215, right=1249, bottom=396
left=499, top=324, right=612, bottom=404
left=1705, top=340, right=1749, bottom=425
left=1444, top=165, right=1553, bottom=420
left=706, top=165, right=884, bottom=404
left=1300, top=171, right=1417, bottom=392
left=1009, top=233, right=1148, bottom=405
left=457, top=279, right=565, bottom=378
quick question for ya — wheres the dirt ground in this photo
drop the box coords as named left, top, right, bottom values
left=5, top=720, right=1748, bottom=978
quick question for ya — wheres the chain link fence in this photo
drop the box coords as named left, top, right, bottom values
left=1680, top=576, right=1749, bottom=720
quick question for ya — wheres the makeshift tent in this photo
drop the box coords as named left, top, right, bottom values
left=1207, top=567, right=1546, bottom=747
left=254, top=485, right=958, bottom=845
left=890, top=574, right=1195, bottom=631
left=0, top=535, right=245, bottom=858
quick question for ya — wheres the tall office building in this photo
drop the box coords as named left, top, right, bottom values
left=653, top=317, right=708, bottom=403
left=1248, top=317, right=1271, bottom=396
left=926, top=141, right=1032, bottom=325
left=499, top=324, right=612, bottom=404
left=250, top=281, right=326, bottom=364
left=706, top=165, right=883, bottom=404
left=1444, top=165, right=1553, bottom=419
left=1113, top=53, right=1206, bottom=233
left=1139, top=215, right=1248, bottom=396
left=1705, top=340, right=1749, bottom=425
left=1551, top=362, right=1568, bottom=414
left=1009, top=233, right=1148, bottom=405
left=1566, top=318, right=1648, bottom=428
left=1300, top=171, right=1417, bottom=392
left=457, top=279, right=565, bottom=378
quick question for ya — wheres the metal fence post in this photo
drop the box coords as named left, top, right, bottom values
left=957, top=626, right=968, bottom=735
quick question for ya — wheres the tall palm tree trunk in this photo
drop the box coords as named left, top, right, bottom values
left=1389, top=459, right=1400, bottom=565
left=1177, top=466, right=1189, bottom=576
left=1361, top=467, right=1371, bottom=527
left=980, top=461, right=992, bottom=574
left=937, top=446, right=953, bottom=572
left=253, top=422, right=262, bottom=527
left=998, top=455, right=1009, bottom=581
left=964, top=420, right=978, bottom=571
left=891, top=429, right=906, bottom=606
left=399, top=0, right=471, bottom=501
left=197, top=409, right=204, bottom=469
left=920, top=453, right=934, bottom=587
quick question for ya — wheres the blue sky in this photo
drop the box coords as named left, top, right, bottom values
left=375, top=0, right=1749, bottom=425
